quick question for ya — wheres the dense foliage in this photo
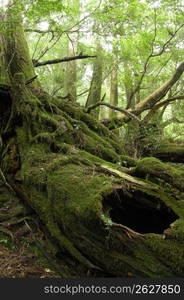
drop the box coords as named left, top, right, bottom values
left=14, top=0, right=184, bottom=140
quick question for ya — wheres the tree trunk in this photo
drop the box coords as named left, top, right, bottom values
left=65, top=39, right=77, bottom=101
left=1, top=10, right=184, bottom=278
left=123, top=61, right=141, bottom=158
left=153, top=143, right=184, bottom=162
left=85, top=41, right=103, bottom=118
left=109, top=67, right=118, bottom=119
left=123, top=61, right=135, bottom=109
left=133, top=62, right=184, bottom=115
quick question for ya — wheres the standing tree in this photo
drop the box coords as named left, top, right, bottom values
left=64, top=38, right=77, bottom=101
left=109, top=66, right=118, bottom=119
left=109, top=41, right=119, bottom=119
left=85, top=40, right=103, bottom=118
left=64, top=0, right=80, bottom=101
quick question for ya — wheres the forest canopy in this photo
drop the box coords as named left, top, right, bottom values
left=1, top=0, right=183, bottom=137
left=24, top=0, right=184, bottom=140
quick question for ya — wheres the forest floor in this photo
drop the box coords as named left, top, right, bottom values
left=0, top=242, right=56, bottom=278
left=0, top=186, right=60, bottom=278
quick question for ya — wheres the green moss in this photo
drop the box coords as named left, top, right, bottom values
left=16, top=126, right=30, bottom=157
left=138, top=185, right=184, bottom=219
left=82, top=135, right=119, bottom=162
left=22, top=158, right=114, bottom=270
left=135, top=157, right=184, bottom=192
left=168, top=218, right=184, bottom=238
left=32, top=132, right=55, bottom=144
left=146, top=235, right=184, bottom=276
left=7, top=81, right=184, bottom=277
left=121, top=155, right=137, bottom=167
left=57, top=101, right=125, bottom=153
left=154, top=143, right=184, bottom=162
left=37, top=112, right=60, bottom=129
left=157, top=143, right=184, bottom=154
left=17, top=140, right=184, bottom=277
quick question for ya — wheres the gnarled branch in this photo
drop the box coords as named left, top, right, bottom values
left=86, top=102, right=141, bottom=123
left=134, top=61, right=184, bottom=114
left=128, top=23, right=184, bottom=105
left=142, top=95, right=184, bottom=123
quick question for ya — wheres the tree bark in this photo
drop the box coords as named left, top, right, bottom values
left=33, top=55, right=96, bottom=67
left=134, top=61, right=184, bottom=114
left=85, top=41, right=103, bottom=118
left=109, top=67, right=118, bottom=119
left=64, top=40, right=77, bottom=102
left=103, top=63, right=184, bottom=129
left=153, top=143, right=184, bottom=162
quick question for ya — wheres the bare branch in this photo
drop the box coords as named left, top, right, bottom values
left=141, top=95, right=184, bottom=123
left=102, top=91, right=184, bottom=130
left=35, top=33, right=62, bottom=62
left=100, top=93, right=106, bottom=102
left=25, top=0, right=103, bottom=36
left=32, top=34, right=42, bottom=59
left=152, top=95, right=184, bottom=110
left=25, top=75, right=38, bottom=85
left=25, top=28, right=80, bottom=35
left=86, top=102, right=141, bottom=123
left=162, top=117, right=184, bottom=128
left=25, top=28, right=56, bottom=34
left=76, top=89, right=90, bottom=98
left=128, top=22, right=184, bottom=106
left=128, top=10, right=158, bottom=106
left=33, top=55, right=97, bottom=67
left=152, top=53, right=173, bottom=82
left=152, top=23, right=184, bottom=57
left=66, top=0, right=103, bottom=32
left=51, top=85, right=63, bottom=97
left=134, top=61, right=184, bottom=114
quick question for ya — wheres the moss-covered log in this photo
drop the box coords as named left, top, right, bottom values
left=2, top=93, right=184, bottom=277
left=134, top=157, right=184, bottom=191
left=153, top=143, right=184, bottom=163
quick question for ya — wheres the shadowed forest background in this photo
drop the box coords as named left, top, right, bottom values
left=0, top=0, right=184, bottom=278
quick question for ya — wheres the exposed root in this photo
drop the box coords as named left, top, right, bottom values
left=0, top=168, right=15, bottom=194
left=111, top=223, right=145, bottom=239
left=46, top=222, right=102, bottom=271
left=0, top=226, right=14, bottom=239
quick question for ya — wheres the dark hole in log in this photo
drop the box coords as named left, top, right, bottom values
left=0, top=85, right=12, bottom=116
left=103, top=190, right=179, bottom=234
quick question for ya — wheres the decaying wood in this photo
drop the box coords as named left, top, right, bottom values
left=100, top=164, right=156, bottom=189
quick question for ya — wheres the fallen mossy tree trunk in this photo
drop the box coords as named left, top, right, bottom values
left=1, top=8, right=184, bottom=278
left=153, top=143, right=184, bottom=163
left=133, top=157, right=184, bottom=191
left=4, top=141, right=184, bottom=277
left=2, top=95, right=184, bottom=277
